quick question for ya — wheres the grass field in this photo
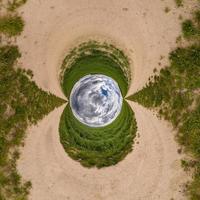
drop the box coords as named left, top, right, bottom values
left=59, top=101, right=137, bottom=168
left=60, top=41, right=131, bottom=98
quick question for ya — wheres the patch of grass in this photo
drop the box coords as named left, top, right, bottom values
left=182, top=20, right=199, bottom=38
left=128, top=44, right=200, bottom=126
left=0, top=15, right=24, bottom=36
left=179, top=105, right=200, bottom=157
left=188, top=169, right=200, bottom=199
left=59, top=101, right=137, bottom=168
left=61, top=41, right=131, bottom=97
left=0, top=45, right=21, bottom=66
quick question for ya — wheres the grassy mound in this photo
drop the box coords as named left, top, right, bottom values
left=59, top=41, right=137, bottom=168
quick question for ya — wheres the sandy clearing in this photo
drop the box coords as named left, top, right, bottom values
left=16, top=0, right=195, bottom=199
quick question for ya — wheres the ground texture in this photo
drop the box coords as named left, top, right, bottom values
left=16, top=0, right=197, bottom=199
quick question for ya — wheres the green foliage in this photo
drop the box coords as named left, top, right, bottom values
left=188, top=168, right=200, bottom=200
left=179, top=104, right=200, bottom=156
left=59, top=102, right=137, bottom=168
left=7, top=0, right=27, bottom=11
left=0, top=45, right=65, bottom=199
left=128, top=9, right=200, bottom=200
left=181, top=8, right=200, bottom=41
left=182, top=20, right=199, bottom=39
left=0, top=45, right=21, bottom=66
left=170, top=46, right=200, bottom=71
left=127, top=83, right=163, bottom=107
left=60, top=41, right=131, bottom=98
left=0, top=15, right=24, bottom=36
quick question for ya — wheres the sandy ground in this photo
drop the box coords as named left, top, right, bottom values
left=16, top=0, right=196, bottom=199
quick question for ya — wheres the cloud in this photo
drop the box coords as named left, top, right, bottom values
left=70, top=74, right=123, bottom=127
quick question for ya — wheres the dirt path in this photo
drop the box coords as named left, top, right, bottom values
left=17, top=0, right=193, bottom=199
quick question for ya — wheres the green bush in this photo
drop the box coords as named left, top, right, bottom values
left=179, top=105, right=200, bottom=156
left=59, top=102, right=137, bottom=168
left=182, top=20, right=199, bottom=38
left=0, top=45, right=21, bottom=66
left=0, top=16, right=24, bottom=36
left=188, top=165, right=200, bottom=199
left=61, top=41, right=131, bottom=97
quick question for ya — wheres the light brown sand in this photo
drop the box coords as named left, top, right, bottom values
left=17, top=0, right=195, bottom=199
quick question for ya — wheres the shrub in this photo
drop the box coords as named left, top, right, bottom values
left=0, top=16, right=24, bottom=36
left=182, top=20, right=199, bottom=38
left=0, top=45, right=21, bottom=66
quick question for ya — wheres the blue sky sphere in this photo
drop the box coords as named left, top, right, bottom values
left=70, top=74, right=123, bottom=127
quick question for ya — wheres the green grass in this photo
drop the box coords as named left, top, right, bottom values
left=59, top=101, right=137, bottom=168
left=60, top=41, right=131, bottom=98
left=182, top=20, right=200, bottom=39
left=128, top=8, right=200, bottom=200
left=62, top=54, right=128, bottom=97
left=0, top=15, right=24, bottom=36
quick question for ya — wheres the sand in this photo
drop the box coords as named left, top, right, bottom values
left=17, top=0, right=195, bottom=199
